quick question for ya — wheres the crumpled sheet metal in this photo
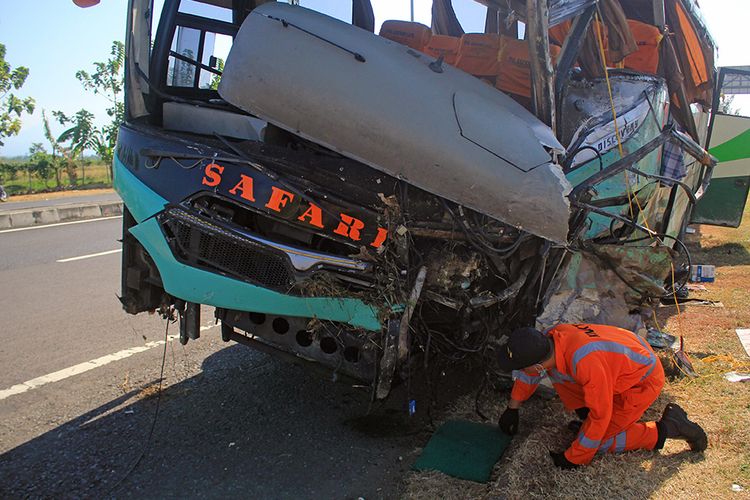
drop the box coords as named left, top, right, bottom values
left=219, top=3, right=572, bottom=244
left=537, top=244, right=674, bottom=330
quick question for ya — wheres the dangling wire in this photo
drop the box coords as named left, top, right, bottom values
left=592, top=7, right=688, bottom=362
left=107, top=308, right=174, bottom=494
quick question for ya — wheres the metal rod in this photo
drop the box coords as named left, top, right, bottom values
left=623, top=166, right=697, bottom=204
left=398, top=267, right=427, bottom=364
left=571, top=201, right=657, bottom=237
left=526, top=0, right=555, bottom=130
left=555, top=5, right=596, bottom=98
left=652, top=0, right=666, bottom=30
left=569, top=130, right=671, bottom=200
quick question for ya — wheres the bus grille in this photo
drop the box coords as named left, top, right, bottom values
left=160, top=207, right=293, bottom=291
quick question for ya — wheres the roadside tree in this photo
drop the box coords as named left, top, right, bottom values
left=41, top=110, right=71, bottom=188
left=0, top=43, right=35, bottom=148
left=76, top=41, right=124, bottom=181
left=718, top=94, right=742, bottom=116
left=54, top=109, right=96, bottom=186
left=28, top=142, right=53, bottom=190
left=0, top=161, right=19, bottom=184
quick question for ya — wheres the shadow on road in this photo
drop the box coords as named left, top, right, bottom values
left=0, top=345, right=426, bottom=499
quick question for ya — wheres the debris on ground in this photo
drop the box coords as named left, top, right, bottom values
left=659, top=299, right=723, bottom=308
left=672, top=337, right=698, bottom=378
left=736, top=329, right=750, bottom=357
left=646, top=329, right=678, bottom=349
left=686, top=283, right=708, bottom=292
left=690, top=264, right=716, bottom=283
left=723, top=372, right=750, bottom=383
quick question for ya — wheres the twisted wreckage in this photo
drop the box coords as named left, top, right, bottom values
left=106, top=0, right=749, bottom=398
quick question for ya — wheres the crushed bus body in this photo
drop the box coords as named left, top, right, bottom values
left=109, top=0, right=741, bottom=399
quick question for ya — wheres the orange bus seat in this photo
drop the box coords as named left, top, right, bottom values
left=379, top=20, right=432, bottom=51
left=455, top=33, right=503, bottom=79
left=549, top=20, right=611, bottom=65
left=548, top=21, right=571, bottom=46
left=623, top=20, right=662, bottom=74
left=423, top=34, right=461, bottom=65
left=496, top=37, right=561, bottom=99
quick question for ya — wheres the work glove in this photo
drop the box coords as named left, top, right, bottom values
left=497, top=407, right=519, bottom=435
left=549, top=451, right=579, bottom=470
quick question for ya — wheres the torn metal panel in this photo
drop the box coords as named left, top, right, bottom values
left=219, top=3, right=572, bottom=243
left=537, top=244, right=674, bottom=331
left=560, top=72, right=668, bottom=152
left=561, top=73, right=674, bottom=240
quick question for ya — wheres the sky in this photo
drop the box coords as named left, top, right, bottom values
left=1, top=0, right=749, bottom=157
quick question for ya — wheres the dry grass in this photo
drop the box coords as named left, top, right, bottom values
left=5, top=187, right=115, bottom=203
left=402, top=201, right=750, bottom=499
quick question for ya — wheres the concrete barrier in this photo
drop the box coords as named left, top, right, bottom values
left=9, top=211, right=36, bottom=228
left=99, top=202, right=124, bottom=217
left=0, top=202, right=124, bottom=230
left=33, top=208, right=59, bottom=225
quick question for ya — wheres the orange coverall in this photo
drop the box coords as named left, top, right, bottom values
left=510, top=323, right=665, bottom=465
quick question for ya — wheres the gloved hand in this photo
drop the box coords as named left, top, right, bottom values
left=497, top=407, right=519, bottom=435
left=549, top=451, right=579, bottom=470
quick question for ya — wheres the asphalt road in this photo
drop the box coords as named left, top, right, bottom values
left=0, top=214, right=425, bottom=498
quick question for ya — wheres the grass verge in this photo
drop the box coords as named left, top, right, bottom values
left=2, top=163, right=112, bottom=195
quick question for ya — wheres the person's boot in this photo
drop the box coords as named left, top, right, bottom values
left=656, top=403, right=708, bottom=451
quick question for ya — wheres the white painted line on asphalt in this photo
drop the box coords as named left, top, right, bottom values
left=57, top=248, right=122, bottom=263
left=0, top=215, right=123, bottom=234
left=0, top=324, right=219, bottom=401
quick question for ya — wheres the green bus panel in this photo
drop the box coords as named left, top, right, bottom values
left=692, top=113, right=750, bottom=227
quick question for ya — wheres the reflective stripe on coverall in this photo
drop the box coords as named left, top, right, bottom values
left=510, top=323, right=665, bottom=465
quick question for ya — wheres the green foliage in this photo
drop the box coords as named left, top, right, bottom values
left=0, top=43, right=35, bottom=148
left=54, top=109, right=97, bottom=157
left=209, top=57, right=225, bottom=90
left=75, top=41, right=124, bottom=124
left=1, top=161, right=111, bottom=194
left=718, top=94, right=742, bottom=116
left=28, top=142, right=53, bottom=187
left=73, top=41, right=124, bottom=171
left=10, top=40, right=124, bottom=193
left=42, top=110, right=73, bottom=188
left=0, top=160, right=20, bottom=181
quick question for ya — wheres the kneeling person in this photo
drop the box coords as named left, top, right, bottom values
left=496, top=324, right=707, bottom=468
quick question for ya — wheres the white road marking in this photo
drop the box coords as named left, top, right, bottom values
left=0, top=324, right=218, bottom=401
left=0, top=215, right=122, bottom=234
left=57, top=249, right=122, bottom=263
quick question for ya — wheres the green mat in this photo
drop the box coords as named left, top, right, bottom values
left=412, top=420, right=513, bottom=483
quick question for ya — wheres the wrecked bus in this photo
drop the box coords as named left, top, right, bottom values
left=105, top=0, right=747, bottom=398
